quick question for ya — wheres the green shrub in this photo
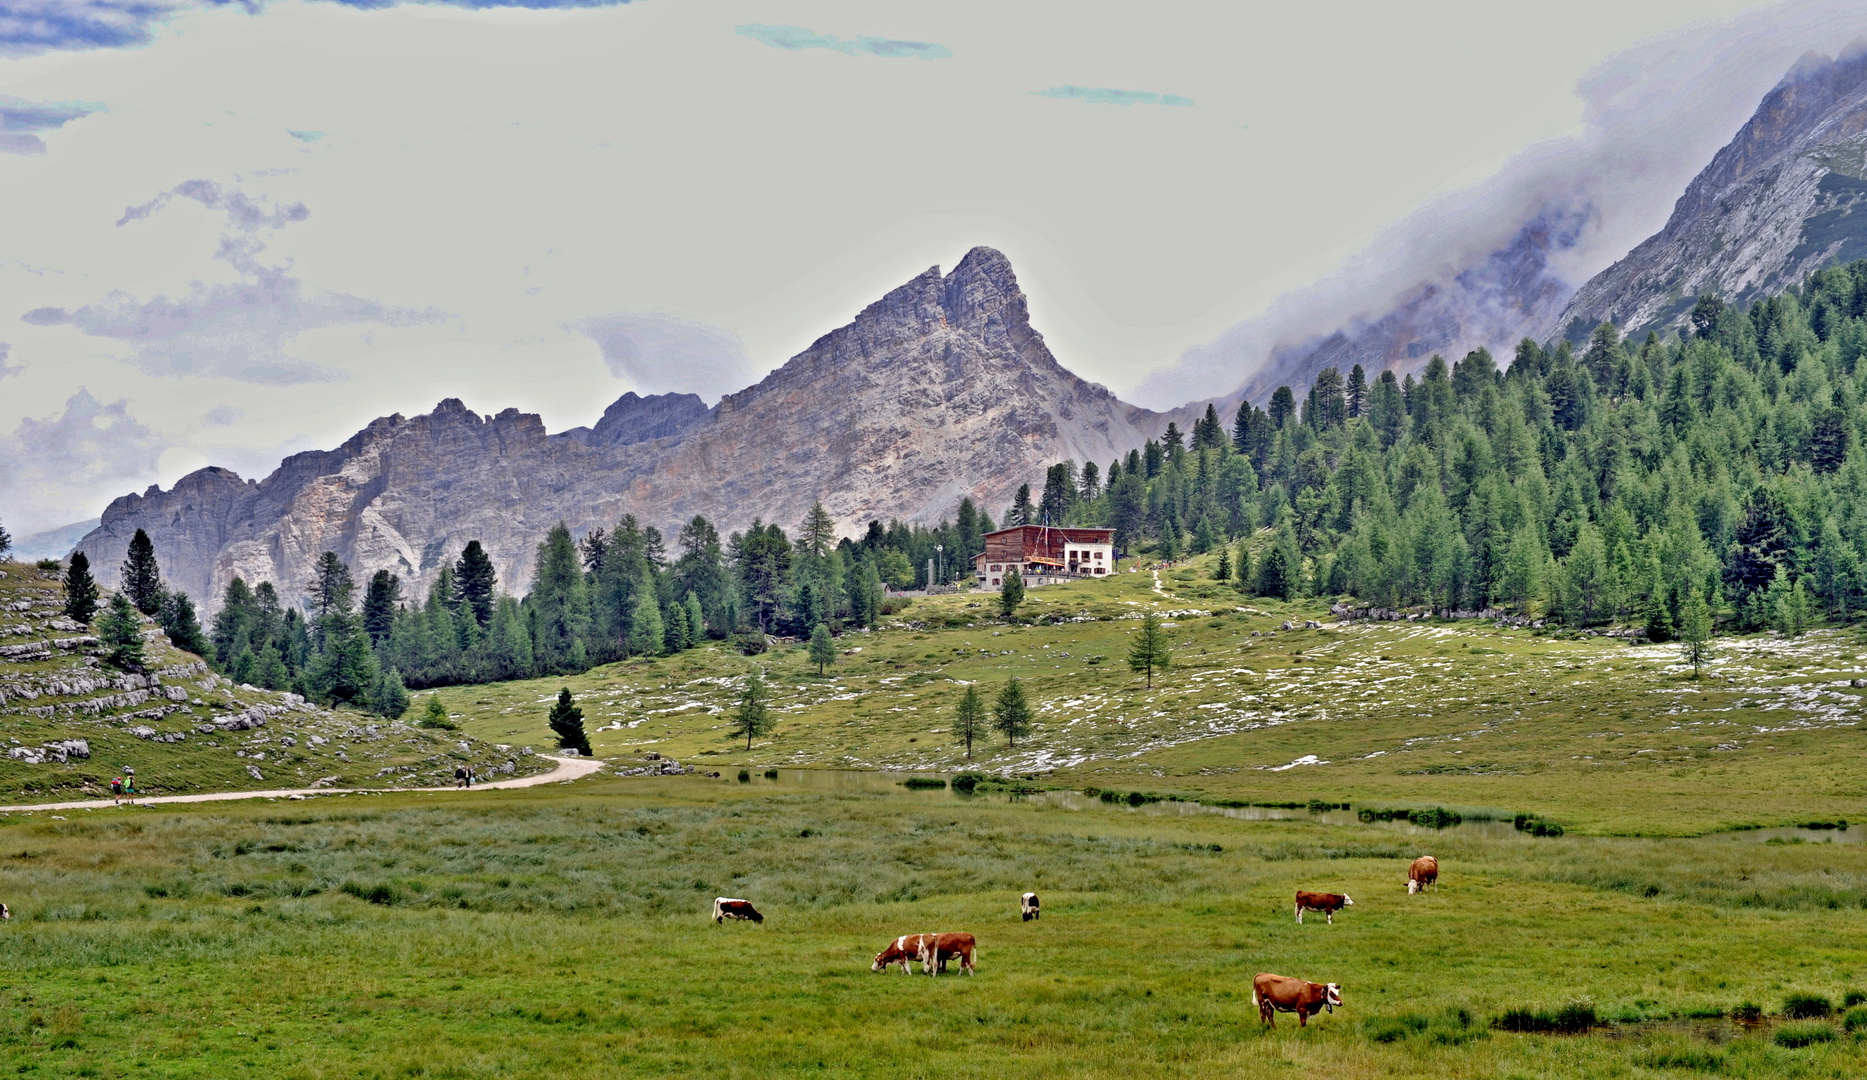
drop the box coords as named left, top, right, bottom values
left=901, top=777, right=947, bottom=790
left=340, top=881, right=400, bottom=906
left=1845, top=990, right=1867, bottom=1008
left=1783, top=992, right=1833, bottom=1019
left=763, top=769, right=779, bottom=779
left=1774, top=1022, right=1837, bottom=1048
left=1842, top=1005, right=1867, bottom=1032
left=736, top=770, right=749, bottom=783
left=1731, top=1002, right=1763, bottom=1022
left=950, top=773, right=983, bottom=793
left=1409, top=806, right=1462, bottom=829
left=733, top=633, right=767, bottom=656
left=1637, top=1046, right=1726, bottom=1071
left=34, top=558, right=60, bottom=571
left=1492, top=1000, right=1595, bottom=1034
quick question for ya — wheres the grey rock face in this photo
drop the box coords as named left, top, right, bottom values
left=75, top=247, right=1166, bottom=612
left=1557, top=50, right=1867, bottom=338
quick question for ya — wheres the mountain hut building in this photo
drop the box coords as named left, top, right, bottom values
left=972, top=525, right=1115, bottom=590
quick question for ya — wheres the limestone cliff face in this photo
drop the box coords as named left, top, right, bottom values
left=74, top=247, right=1164, bottom=610
left=1557, top=49, right=1867, bottom=337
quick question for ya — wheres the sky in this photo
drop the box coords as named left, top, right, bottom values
left=0, top=0, right=1861, bottom=538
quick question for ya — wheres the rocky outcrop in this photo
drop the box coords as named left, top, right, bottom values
left=1557, top=48, right=1867, bottom=338
left=74, top=248, right=1168, bottom=610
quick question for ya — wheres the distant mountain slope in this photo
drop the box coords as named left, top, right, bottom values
left=1557, top=49, right=1867, bottom=338
left=73, top=248, right=1164, bottom=610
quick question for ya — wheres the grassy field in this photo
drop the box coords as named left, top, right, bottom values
left=436, top=554, right=1867, bottom=836
left=4, top=775, right=1867, bottom=1078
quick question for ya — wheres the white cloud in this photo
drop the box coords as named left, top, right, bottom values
left=0, top=389, right=169, bottom=534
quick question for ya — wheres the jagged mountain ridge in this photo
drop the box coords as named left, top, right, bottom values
left=1557, top=48, right=1867, bottom=337
left=73, top=248, right=1178, bottom=611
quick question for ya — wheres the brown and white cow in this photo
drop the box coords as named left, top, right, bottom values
left=1021, top=892, right=1040, bottom=921
left=1407, top=855, right=1439, bottom=894
left=916, top=932, right=977, bottom=976
left=1252, top=972, right=1342, bottom=1027
left=1294, top=891, right=1353, bottom=924
left=871, top=934, right=937, bottom=974
left=711, top=897, right=764, bottom=924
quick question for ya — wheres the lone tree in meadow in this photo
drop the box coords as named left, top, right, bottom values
left=547, top=688, right=592, bottom=755
left=1215, top=546, right=1231, bottom=582
left=98, top=592, right=145, bottom=672
left=120, top=528, right=164, bottom=615
left=63, top=552, right=99, bottom=624
left=953, top=684, right=986, bottom=760
left=808, top=623, right=836, bottom=676
left=420, top=694, right=456, bottom=729
left=729, top=671, right=774, bottom=750
left=999, top=567, right=1025, bottom=618
left=1128, top=610, right=1171, bottom=689
left=0, top=516, right=10, bottom=559
left=1678, top=590, right=1713, bottom=679
left=993, top=678, right=1032, bottom=747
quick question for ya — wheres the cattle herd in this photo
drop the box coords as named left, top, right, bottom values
left=712, top=853, right=1445, bottom=1027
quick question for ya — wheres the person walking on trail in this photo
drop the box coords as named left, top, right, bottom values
left=124, top=771, right=137, bottom=804
left=465, top=766, right=474, bottom=788
left=454, top=766, right=467, bottom=789
left=110, top=777, right=123, bottom=805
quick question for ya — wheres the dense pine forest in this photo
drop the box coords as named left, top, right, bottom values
left=63, top=261, right=1867, bottom=714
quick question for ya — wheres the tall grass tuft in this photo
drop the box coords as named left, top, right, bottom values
left=1774, top=1022, right=1838, bottom=1048
left=1783, top=992, right=1833, bottom=1019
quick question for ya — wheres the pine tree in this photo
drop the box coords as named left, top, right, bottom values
left=993, top=678, right=1032, bottom=746
left=628, top=586, right=664, bottom=658
left=998, top=567, right=1025, bottom=618
left=0, top=517, right=10, bottom=559
left=63, top=551, right=99, bottom=624
left=953, top=684, right=986, bottom=760
left=1678, top=590, right=1713, bottom=679
left=546, top=688, right=591, bottom=754
left=1128, top=610, right=1171, bottom=689
left=1158, top=519, right=1180, bottom=561
left=1010, top=485, right=1034, bottom=527
left=311, top=551, right=354, bottom=618
left=799, top=502, right=836, bottom=559
left=1215, top=547, right=1231, bottom=582
left=684, top=592, right=707, bottom=644
left=1256, top=545, right=1290, bottom=600
left=453, top=541, right=498, bottom=626
left=372, top=667, right=410, bottom=719
left=808, top=623, right=836, bottom=675
left=728, top=672, right=773, bottom=750
left=1192, top=514, right=1215, bottom=555
left=664, top=599, right=691, bottom=653
left=98, top=593, right=145, bottom=671
left=120, top=528, right=164, bottom=615
left=528, top=523, right=590, bottom=673
left=254, top=645, right=290, bottom=691
left=420, top=694, right=456, bottom=729
left=157, top=590, right=209, bottom=657
left=362, top=569, right=401, bottom=646
left=1235, top=542, right=1253, bottom=593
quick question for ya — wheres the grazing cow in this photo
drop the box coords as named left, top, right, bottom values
left=1021, top=892, right=1040, bottom=922
left=1294, top=891, right=1353, bottom=924
left=1407, top=855, right=1439, bottom=894
left=872, top=934, right=937, bottom=974
left=0, top=903, right=8, bottom=920
left=711, top=897, right=764, bottom=924
left=916, top=932, right=977, bottom=976
left=1252, top=972, right=1342, bottom=1027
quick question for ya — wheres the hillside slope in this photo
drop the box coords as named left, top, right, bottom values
left=0, top=559, right=550, bottom=802
left=72, top=248, right=1168, bottom=610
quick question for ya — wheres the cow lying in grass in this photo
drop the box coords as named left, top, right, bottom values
left=711, top=897, right=763, bottom=924
left=872, top=934, right=937, bottom=974
left=1408, top=855, right=1439, bottom=894
left=1295, top=891, right=1352, bottom=924
left=1252, top=972, right=1342, bottom=1027
left=916, top=932, right=977, bottom=976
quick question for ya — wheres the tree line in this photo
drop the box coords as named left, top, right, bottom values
left=1014, top=261, right=1867, bottom=639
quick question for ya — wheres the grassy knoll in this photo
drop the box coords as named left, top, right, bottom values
left=436, top=554, right=1867, bottom=835
left=3, top=776, right=1866, bottom=1078
left=0, top=560, right=551, bottom=803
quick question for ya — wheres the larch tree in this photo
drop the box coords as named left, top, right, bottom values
left=993, top=678, right=1032, bottom=747
left=728, top=671, right=773, bottom=750
left=1128, top=610, right=1171, bottom=689
left=953, top=684, right=986, bottom=760
left=808, top=623, right=836, bottom=675
left=1678, top=590, right=1713, bottom=679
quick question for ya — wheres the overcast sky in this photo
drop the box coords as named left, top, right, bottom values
left=0, top=0, right=1859, bottom=537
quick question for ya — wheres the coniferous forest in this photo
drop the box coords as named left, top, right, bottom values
left=126, top=262, right=1867, bottom=715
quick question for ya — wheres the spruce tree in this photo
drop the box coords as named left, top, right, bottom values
left=808, top=623, right=836, bottom=675
left=1215, top=547, right=1231, bottom=582
left=993, top=678, right=1032, bottom=747
left=998, top=567, right=1024, bottom=618
left=547, top=688, right=591, bottom=754
left=684, top=592, right=707, bottom=643
left=311, top=551, right=354, bottom=618
left=1158, top=519, right=1180, bottom=561
left=1256, top=545, right=1290, bottom=600
left=254, top=645, right=290, bottom=691
left=454, top=540, right=498, bottom=627
left=1128, top=610, right=1171, bottom=689
left=120, top=528, right=164, bottom=615
left=1235, top=542, right=1253, bottom=593
left=98, top=593, right=145, bottom=671
left=1010, top=484, right=1034, bottom=526
left=728, top=672, right=773, bottom=750
left=362, top=570, right=401, bottom=645
left=953, top=684, right=986, bottom=760
left=157, top=590, right=209, bottom=657
left=372, top=667, right=410, bottom=719
left=528, top=524, right=590, bottom=673
left=664, top=600, right=691, bottom=653
left=63, top=551, right=99, bottom=624
left=421, top=694, right=456, bottom=729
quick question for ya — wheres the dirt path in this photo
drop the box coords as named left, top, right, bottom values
left=0, top=754, right=606, bottom=813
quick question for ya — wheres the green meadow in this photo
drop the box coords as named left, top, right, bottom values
left=4, top=775, right=1867, bottom=1078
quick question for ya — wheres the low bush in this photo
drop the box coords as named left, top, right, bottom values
left=733, top=633, right=767, bottom=656
left=763, top=769, right=779, bottom=779
left=736, top=770, right=749, bottom=783
left=1492, top=1000, right=1595, bottom=1034
left=1783, top=992, right=1833, bottom=1019
left=901, top=777, right=947, bottom=790
left=950, top=773, right=983, bottom=793
left=1842, top=1005, right=1867, bottom=1032
left=1773, top=1022, right=1837, bottom=1048
left=34, top=558, right=60, bottom=571
left=1844, top=990, right=1866, bottom=1007
left=1731, top=1002, right=1763, bottom=1022
left=1512, top=814, right=1565, bottom=837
